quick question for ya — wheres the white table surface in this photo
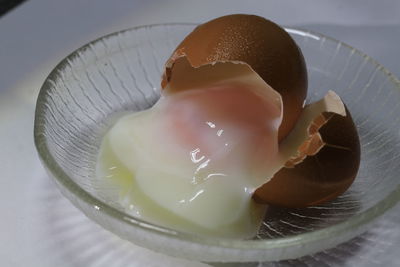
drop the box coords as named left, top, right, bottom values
left=1, top=0, right=400, bottom=266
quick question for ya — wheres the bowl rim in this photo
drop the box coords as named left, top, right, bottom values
left=34, top=23, right=400, bottom=251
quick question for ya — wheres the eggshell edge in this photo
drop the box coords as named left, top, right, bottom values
left=253, top=91, right=361, bottom=208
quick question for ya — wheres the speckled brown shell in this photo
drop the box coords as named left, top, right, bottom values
left=162, top=14, right=308, bottom=141
left=253, top=107, right=360, bottom=208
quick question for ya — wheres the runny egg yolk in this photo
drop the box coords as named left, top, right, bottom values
left=160, top=84, right=282, bottom=186
left=97, top=84, right=282, bottom=238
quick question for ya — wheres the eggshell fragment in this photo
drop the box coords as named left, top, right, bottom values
left=253, top=91, right=361, bottom=208
left=162, top=14, right=307, bottom=141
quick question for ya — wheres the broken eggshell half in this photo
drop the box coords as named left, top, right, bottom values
left=253, top=91, right=361, bottom=208
left=161, top=14, right=308, bottom=141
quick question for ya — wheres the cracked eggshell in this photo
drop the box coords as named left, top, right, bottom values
left=161, top=14, right=307, bottom=141
left=253, top=91, right=361, bottom=208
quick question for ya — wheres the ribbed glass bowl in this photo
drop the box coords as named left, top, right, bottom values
left=34, top=24, right=400, bottom=263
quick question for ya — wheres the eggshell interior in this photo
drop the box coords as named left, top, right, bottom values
left=253, top=91, right=360, bottom=208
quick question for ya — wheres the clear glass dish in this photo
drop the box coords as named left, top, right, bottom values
left=34, top=23, right=400, bottom=262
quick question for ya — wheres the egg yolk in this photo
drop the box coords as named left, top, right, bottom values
left=160, top=84, right=281, bottom=184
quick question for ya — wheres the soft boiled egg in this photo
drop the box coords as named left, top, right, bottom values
left=97, top=14, right=360, bottom=238
left=98, top=60, right=284, bottom=238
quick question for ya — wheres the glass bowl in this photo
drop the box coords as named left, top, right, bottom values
left=34, top=23, right=400, bottom=262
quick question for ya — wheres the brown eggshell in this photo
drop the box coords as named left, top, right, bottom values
left=161, top=14, right=307, bottom=141
left=253, top=92, right=360, bottom=208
